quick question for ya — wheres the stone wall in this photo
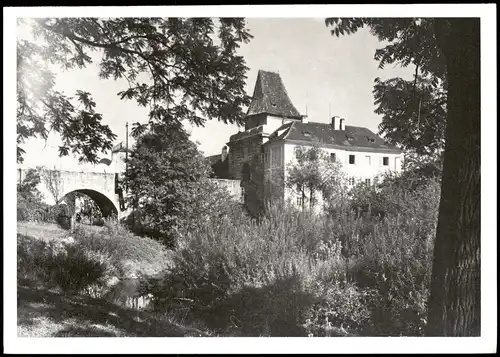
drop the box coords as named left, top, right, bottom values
left=210, top=179, right=242, bottom=203
left=228, top=135, right=264, bottom=180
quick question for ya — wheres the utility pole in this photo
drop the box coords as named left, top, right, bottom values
left=125, top=122, right=129, bottom=186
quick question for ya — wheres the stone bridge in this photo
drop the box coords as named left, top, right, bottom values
left=18, top=168, right=127, bottom=220
left=18, top=168, right=243, bottom=221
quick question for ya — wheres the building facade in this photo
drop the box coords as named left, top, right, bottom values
left=208, top=70, right=403, bottom=215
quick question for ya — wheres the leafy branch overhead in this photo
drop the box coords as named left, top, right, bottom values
left=17, top=17, right=253, bottom=163
left=325, top=18, right=449, bottom=169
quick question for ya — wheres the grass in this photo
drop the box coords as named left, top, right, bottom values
left=17, top=221, right=69, bottom=242
left=17, top=221, right=208, bottom=337
left=17, top=278, right=208, bottom=337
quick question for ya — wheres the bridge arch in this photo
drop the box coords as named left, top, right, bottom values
left=59, top=189, right=118, bottom=218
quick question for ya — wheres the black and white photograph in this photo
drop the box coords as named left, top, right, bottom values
left=4, top=4, right=497, bottom=354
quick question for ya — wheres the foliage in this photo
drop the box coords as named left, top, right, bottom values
left=18, top=170, right=440, bottom=336
left=285, top=144, right=348, bottom=212
left=349, top=169, right=441, bottom=222
left=17, top=168, right=46, bottom=222
left=325, top=20, right=483, bottom=335
left=125, top=121, right=240, bottom=248
left=75, top=193, right=104, bottom=225
left=146, top=179, right=438, bottom=336
left=345, top=214, right=434, bottom=336
left=325, top=18, right=447, bottom=80
left=39, top=167, right=63, bottom=203
left=17, top=38, right=116, bottom=163
left=373, top=76, right=447, bottom=167
left=17, top=168, right=43, bottom=201
left=17, top=221, right=169, bottom=302
left=18, top=17, right=252, bottom=163
left=16, top=168, right=68, bottom=225
left=325, top=18, right=448, bottom=169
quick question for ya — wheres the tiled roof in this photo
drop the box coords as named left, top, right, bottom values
left=228, top=125, right=265, bottom=143
left=267, top=121, right=402, bottom=153
left=206, top=154, right=222, bottom=166
left=246, top=70, right=302, bottom=119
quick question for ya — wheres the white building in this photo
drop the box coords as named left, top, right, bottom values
left=263, top=116, right=402, bottom=210
left=210, top=69, right=403, bottom=215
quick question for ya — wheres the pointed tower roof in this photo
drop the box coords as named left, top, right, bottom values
left=246, top=70, right=302, bottom=119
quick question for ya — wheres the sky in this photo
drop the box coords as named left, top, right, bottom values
left=17, top=17, right=417, bottom=170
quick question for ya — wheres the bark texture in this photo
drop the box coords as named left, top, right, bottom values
left=427, top=18, right=481, bottom=336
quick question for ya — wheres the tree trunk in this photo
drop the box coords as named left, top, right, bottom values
left=426, top=18, right=480, bottom=336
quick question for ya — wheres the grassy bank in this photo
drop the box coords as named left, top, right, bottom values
left=16, top=221, right=209, bottom=337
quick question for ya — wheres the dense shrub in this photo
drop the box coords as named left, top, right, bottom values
left=146, top=170, right=439, bottom=336
left=17, top=164, right=440, bottom=336
left=146, top=203, right=368, bottom=336
left=345, top=215, right=433, bottom=336
left=17, top=221, right=170, bottom=304
left=17, top=187, right=73, bottom=229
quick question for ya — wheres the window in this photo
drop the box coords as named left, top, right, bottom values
left=365, top=155, right=371, bottom=166
left=383, top=157, right=389, bottom=166
left=330, top=153, right=336, bottom=162
left=365, top=178, right=371, bottom=186
left=297, top=196, right=304, bottom=207
left=349, top=177, right=355, bottom=186
left=349, top=155, right=355, bottom=164
left=243, top=147, right=249, bottom=160
left=263, top=152, right=269, bottom=164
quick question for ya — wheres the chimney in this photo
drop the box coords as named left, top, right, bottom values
left=340, top=118, right=345, bottom=131
left=331, top=116, right=341, bottom=130
left=221, top=145, right=228, bottom=161
left=301, top=115, right=309, bottom=123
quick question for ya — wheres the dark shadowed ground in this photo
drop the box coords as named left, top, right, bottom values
left=17, top=278, right=209, bottom=337
left=16, top=221, right=209, bottom=337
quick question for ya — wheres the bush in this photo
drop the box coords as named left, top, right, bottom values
left=345, top=215, right=433, bottom=336
left=17, top=233, right=117, bottom=295
left=147, top=171, right=439, bottom=337
left=147, top=203, right=366, bottom=336
left=17, top=221, right=170, bottom=304
left=303, top=280, right=373, bottom=337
